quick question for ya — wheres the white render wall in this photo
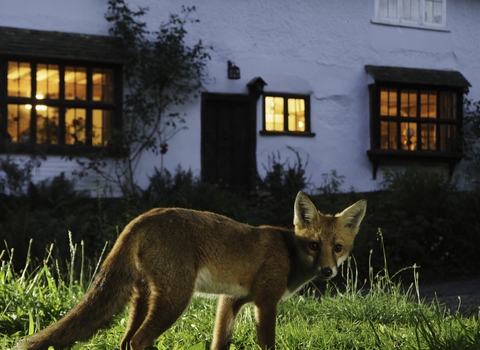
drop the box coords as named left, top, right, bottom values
left=1, top=0, right=480, bottom=194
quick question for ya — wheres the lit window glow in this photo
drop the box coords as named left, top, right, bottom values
left=264, top=95, right=307, bottom=133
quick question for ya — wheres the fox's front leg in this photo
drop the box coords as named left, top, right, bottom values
left=254, top=301, right=278, bottom=350
left=211, top=296, right=248, bottom=350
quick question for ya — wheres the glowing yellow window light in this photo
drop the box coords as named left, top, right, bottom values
left=265, top=96, right=284, bottom=131
left=288, top=98, right=305, bottom=132
left=7, top=62, right=31, bottom=97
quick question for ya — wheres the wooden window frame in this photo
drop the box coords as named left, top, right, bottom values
left=260, top=93, right=315, bottom=137
left=367, top=82, right=464, bottom=179
left=0, top=57, right=123, bottom=155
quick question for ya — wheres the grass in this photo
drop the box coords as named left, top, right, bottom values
left=1, top=230, right=479, bottom=350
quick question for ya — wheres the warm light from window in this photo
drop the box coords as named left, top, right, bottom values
left=93, top=109, right=113, bottom=146
left=265, top=96, right=306, bottom=132
left=288, top=98, right=305, bottom=132
left=379, top=88, right=456, bottom=151
left=265, top=96, right=284, bottom=131
left=25, top=104, right=47, bottom=111
left=7, top=62, right=31, bottom=97
left=6, top=60, right=116, bottom=147
left=65, top=67, right=87, bottom=100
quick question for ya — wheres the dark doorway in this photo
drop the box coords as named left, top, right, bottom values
left=201, top=93, right=256, bottom=193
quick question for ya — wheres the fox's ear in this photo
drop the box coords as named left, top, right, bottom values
left=294, top=191, right=319, bottom=228
left=337, top=200, right=367, bottom=230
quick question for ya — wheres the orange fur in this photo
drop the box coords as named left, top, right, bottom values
left=17, top=192, right=366, bottom=350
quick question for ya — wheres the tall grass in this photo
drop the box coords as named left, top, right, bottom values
left=1, top=230, right=479, bottom=349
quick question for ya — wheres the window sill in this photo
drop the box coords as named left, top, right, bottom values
left=367, top=149, right=462, bottom=179
left=259, top=131, right=316, bottom=137
left=371, top=19, right=450, bottom=32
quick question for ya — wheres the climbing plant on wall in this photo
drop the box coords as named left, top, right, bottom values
left=76, top=0, right=211, bottom=196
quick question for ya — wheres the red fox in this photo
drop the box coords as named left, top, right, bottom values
left=17, top=192, right=366, bottom=350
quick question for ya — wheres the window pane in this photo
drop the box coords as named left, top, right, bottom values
left=380, top=121, right=398, bottom=149
left=380, top=89, right=397, bottom=116
left=425, top=0, right=443, bottom=24
left=7, top=104, right=31, bottom=143
left=7, top=62, right=31, bottom=97
left=379, top=0, right=398, bottom=19
left=36, top=64, right=60, bottom=99
left=420, top=123, right=436, bottom=150
left=420, top=91, right=436, bottom=118
left=92, top=110, right=113, bottom=146
left=265, top=96, right=284, bottom=131
left=401, top=122, right=417, bottom=150
left=400, top=90, right=417, bottom=117
left=439, top=92, right=456, bottom=120
left=65, top=108, right=86, bottom=145
left=93, top=68, right=114, bottom=102
left=287, top=98, right=305, bottom=132
left=440, top=125, right=456, bottom=151
left=402, top=0, right=420, bottom=21
left=65, top=67, right=87, bottom=100
left=36, top=107, right=59, bottom=144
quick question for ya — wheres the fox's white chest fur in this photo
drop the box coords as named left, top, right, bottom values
left=194, top=267, right=250, bottom=298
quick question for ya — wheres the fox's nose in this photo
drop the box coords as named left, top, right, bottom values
left=320, top=267, right=333, bottom=278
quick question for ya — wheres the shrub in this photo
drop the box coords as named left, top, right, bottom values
left=144, top=166, right=251, bottom=223
left=364, top=167, right=480, bottom=281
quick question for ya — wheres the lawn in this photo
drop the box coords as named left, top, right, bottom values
left=1, top=233, right=479, bottom=350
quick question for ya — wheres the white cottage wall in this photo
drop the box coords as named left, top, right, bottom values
left=1, top=0, right=479, bottom=194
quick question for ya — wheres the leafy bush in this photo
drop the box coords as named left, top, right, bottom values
left=362, top=167, right=480, bottom=281
left=2, top=151, right=480, bottom=285
left=144, top=166, right=250, bottom=222
left=255, top=147, right=311, bottom=226
left=463, top=97, right=480, bottom=184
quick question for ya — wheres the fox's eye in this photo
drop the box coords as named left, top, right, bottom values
left=334, top=244, right=343, bottom=253
left=308, top=242, right=319, bottom=251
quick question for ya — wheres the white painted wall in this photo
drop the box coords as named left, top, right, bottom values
left=1, top=0, right=480, bottom=194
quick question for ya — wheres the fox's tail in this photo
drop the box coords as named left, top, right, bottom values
left=16, top=235, right=136, bottom=350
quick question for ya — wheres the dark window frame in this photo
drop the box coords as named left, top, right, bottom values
left=0, top=56, right=123, bottom=156
left=365, top=65, right=470, bottom=179
left=260, top=93, right=315, bottom=137
left=367, top=82, right=465, bottom=179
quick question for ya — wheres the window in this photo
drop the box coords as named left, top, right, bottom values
left=378, top=89, right=458, bottom=152
left=374, top=0, right=447, bottom=29
left=366, top=65, right=470, bottom=178
left=0, top=26, right=124, bottom=154
left=2, top=60, right=120, bottom=152
left=261, top=94, right=314, bottom=136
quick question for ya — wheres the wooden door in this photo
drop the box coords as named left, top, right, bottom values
left=201, top=93, right=256, bottom=193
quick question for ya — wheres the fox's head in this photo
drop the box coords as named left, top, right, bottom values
left=293, top=191, right=367, bottom=281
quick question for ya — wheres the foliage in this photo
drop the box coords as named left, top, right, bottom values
left=255, top=147, right=311, bottom=226
left=76, top=0, right=211, bottom=196
left=2, top=230, right=479, bottom=349
left=0, top=155, right=42, bottom=196
left=360, top=167, right=480, bottom=281
left=0, top=170, right=113, bottom=273
left=259, top=147, right=310, bottom=198
left=144, top=166, right=251, bottom=222
left=463, top=96, right=480, bottom=184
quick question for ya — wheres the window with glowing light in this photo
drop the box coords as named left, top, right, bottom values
left=2, top=60, right=120, bottom=151
left=262, top=94, right=312, bottom=135
left=377, top=88, right=459, bottom=152
left=365, top=65, right=471, bottom=179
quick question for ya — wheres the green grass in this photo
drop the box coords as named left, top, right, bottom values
left=1, top=231, right=479, bottom=350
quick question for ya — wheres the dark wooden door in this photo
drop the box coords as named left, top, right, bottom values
left=201, top=93, right=256, bottom=193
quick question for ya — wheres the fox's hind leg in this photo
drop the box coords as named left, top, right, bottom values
left=127, top=269, right=196, bottom=350
left=211, top=296, right=249, bottom=350
left=120, top=279, right=150, bottom=350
